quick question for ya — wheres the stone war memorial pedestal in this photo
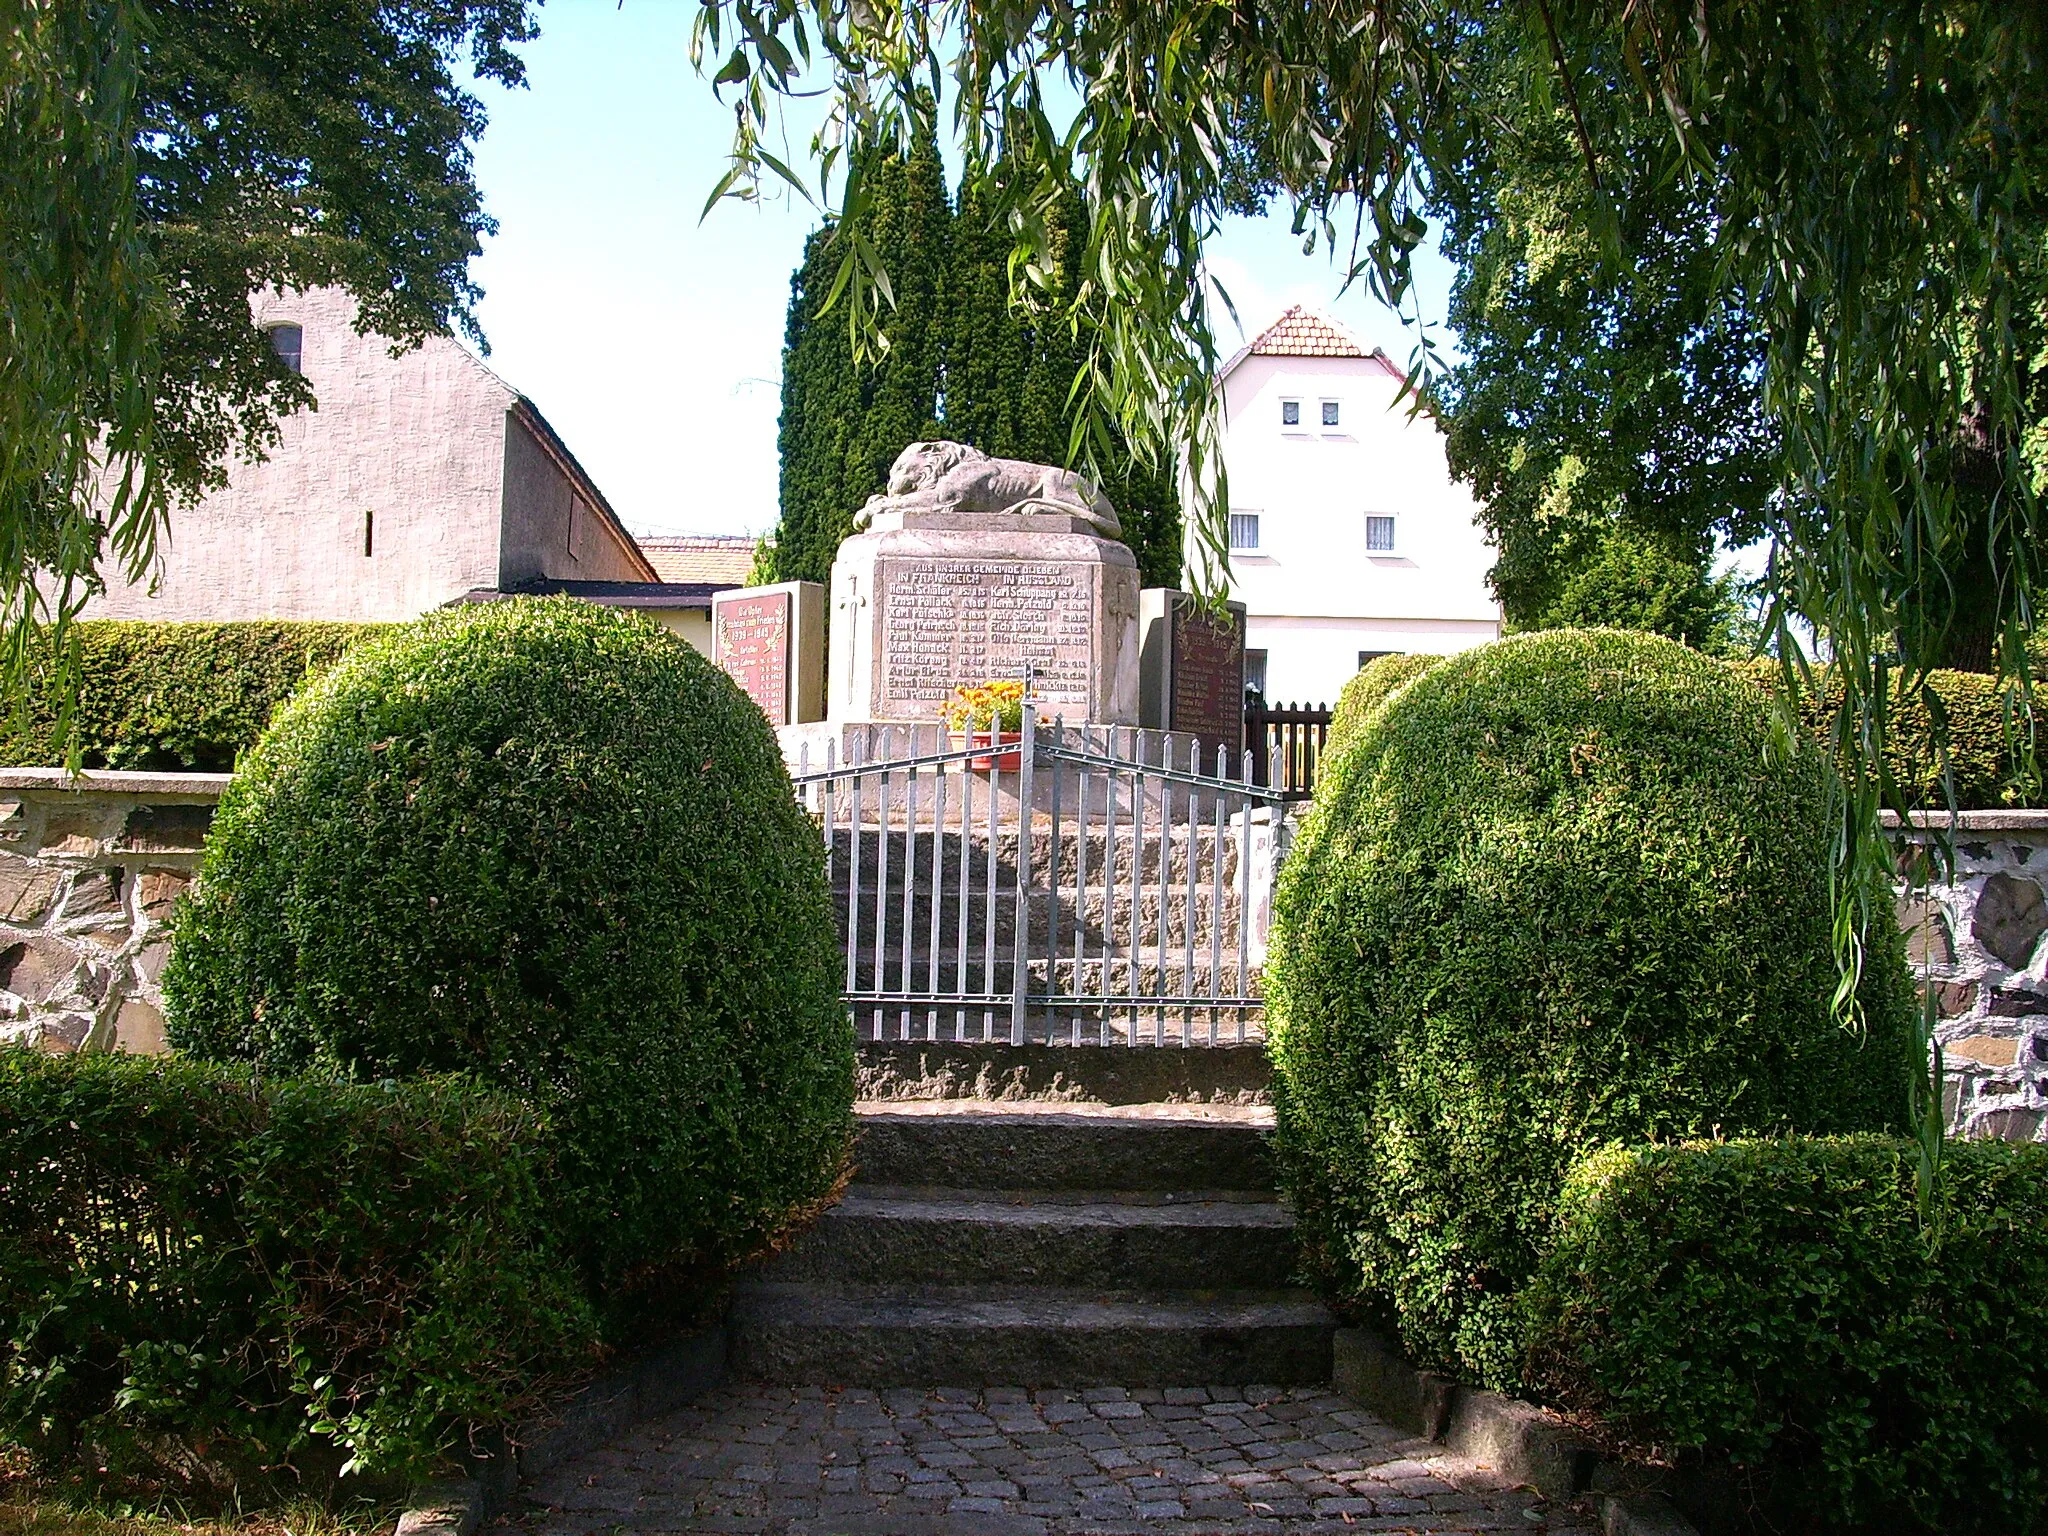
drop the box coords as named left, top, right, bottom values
left=778, top=440, right=1225, bottom=824
left=824, top=508, right=1140, bottom=729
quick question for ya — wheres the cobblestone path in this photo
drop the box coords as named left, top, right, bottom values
left=509, top=1382, right=1597, bottom=1535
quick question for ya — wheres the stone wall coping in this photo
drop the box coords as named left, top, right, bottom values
left=1880, top=808, right=2048, bottom=833
left=0, top=767, right=231, bottom=798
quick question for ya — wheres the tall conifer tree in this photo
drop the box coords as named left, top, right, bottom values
left=774, top=122, right=949, bottom=584
left=773, top=224, right=860, bottom=584
left=775, top=149, right=1181, bottom=589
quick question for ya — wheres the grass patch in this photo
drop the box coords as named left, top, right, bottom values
left=0, top=1452, right=395, bottom=1536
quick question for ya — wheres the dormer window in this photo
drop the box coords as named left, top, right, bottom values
left=1280, top=399, right=1300, bottom=427
left=1321, top=399, right=1341, bottom=427
left=266, top=323, right=303, bottom=375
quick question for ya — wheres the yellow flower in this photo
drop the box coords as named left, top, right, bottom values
left=941, top=679, right=1025, bottom=732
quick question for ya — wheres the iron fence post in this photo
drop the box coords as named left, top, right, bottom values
left=1011, top=698, right=1036, bottom=1045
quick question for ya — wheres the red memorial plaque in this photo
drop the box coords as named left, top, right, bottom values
left=715, top=590, right=793, bottom=724
left=1170, top=599, right=1245, bottom=761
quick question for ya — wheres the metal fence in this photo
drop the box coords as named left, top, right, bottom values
left=789, top=707, right=1292, bottom=1046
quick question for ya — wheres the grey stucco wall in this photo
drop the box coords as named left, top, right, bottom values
left=496, top=414, right=651, bottom=588
left=87, top=288, right=511, bottom=622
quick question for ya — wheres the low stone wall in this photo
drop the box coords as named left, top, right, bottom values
left=1891, top=810, right=2048, bottom=1142
left=5, top=770, right=2034, bottom=1149
left=0, top=769, right=228, bottom=1054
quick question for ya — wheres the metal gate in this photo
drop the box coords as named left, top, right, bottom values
left=789, top=704, right=1292, bottom=1046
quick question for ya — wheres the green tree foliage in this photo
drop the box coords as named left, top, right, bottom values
left=1268, top=630, right=1918, bottom=1389
left=164, top=600, right=855, bottom=1323
left=696, top=0, right=2048, bottom=1074
left=1, top=0, right=159, bottom=691
left=1430, top=29, right=1779, bottom=632
left=1538, top=533, right=1743, bottom=654
left=773, top=126, right=948, bottom=585
left=775, top=153, right=1183, bottom=588
left=3, top=0, right=532, bottom=719
left=774, top=224, right=864, bottom=585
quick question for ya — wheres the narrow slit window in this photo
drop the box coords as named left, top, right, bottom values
left=363, top=509, right=374, bottom=557
left=267, top=323, right=303, bottom=375
left=1365, top=515, right=1397, bottom=552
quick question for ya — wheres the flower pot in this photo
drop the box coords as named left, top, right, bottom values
left=951, top=728, right=1023, bottom=773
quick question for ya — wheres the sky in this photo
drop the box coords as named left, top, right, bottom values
left=461, top=0, right=1461, bottom=540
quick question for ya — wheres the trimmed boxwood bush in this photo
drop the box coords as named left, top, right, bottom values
left=1734, top=657, right=2039, bottom=810
left=1325, top=653, right=1441, bottom=758
left=1526, top=1137, right=2048, bottom=1534
left=0, top=1048, right=600, bottom=1487
left=1268, top=629, right=1920, bottom=1390
left=163, top=598, right=855, bottom=1318
left=0, top=621, right=387, bottom=771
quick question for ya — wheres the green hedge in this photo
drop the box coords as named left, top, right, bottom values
left=1735, top=658, right=2040, bottom=810
left=1527, top=1138, right=2048, bottom=1534
left=0, top=622, right=386, bottom=772
left=0, top=1049, right=600, bottom=1488
left=1325, top=653, right=1441, bottom=759
left=164, top=599, right=855, bottom=1322
left=1269, top=630, right=1919, bottom=1391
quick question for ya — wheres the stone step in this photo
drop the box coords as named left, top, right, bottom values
left=727, top=1281, right=1335, bottom=1388
left=851, top=1102, right=1276, bottom=1192
left=854, top=1040, right=1273, bottom=1105
left=765, top=1188, right=1300, bottom=1290
left=840, top=954, right=1264, bottom=999
left=831, top=885, right=1250, bottom=951
left=825, top=826, right=1251, bottom=886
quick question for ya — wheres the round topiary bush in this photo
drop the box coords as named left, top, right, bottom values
left=1325, top=653, right=1442, bottom=759
left=1268, top=628, right=1919, bottom=1391
left=164, top=598, right=854, bottom=1314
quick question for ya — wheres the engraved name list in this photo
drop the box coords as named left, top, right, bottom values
left=879, top=558, right=1095, bottom=715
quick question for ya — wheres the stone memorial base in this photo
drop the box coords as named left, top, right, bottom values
left=826, top=512, right=1140, bottom=726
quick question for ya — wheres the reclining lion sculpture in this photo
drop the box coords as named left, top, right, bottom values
left=855, top=440, right=1123, bottom=540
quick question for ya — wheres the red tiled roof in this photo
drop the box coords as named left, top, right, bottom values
left=1248, top=305, right=1367, bottom=358
left=635, top=534, right=758, bottom=585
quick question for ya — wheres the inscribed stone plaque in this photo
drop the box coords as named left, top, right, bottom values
left=713, top=589, right=792, bottom=724
left=877, top=558, right=1095, bottom=718
left=1170, top=597, right=1245, bottom=759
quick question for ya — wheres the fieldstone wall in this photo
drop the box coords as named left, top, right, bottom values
left=1892, top=810, right=2048, bottom=1142
left=0, top=769, right=228, bottom=1054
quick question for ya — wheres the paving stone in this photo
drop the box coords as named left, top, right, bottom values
left=503, top=1382, right=1598, bottom=1535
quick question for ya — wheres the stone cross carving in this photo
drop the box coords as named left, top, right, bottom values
left=854, top=440, right=1123, bottom=540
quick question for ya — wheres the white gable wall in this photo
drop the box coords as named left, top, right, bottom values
left=1192, top=349, right=1501, bottom=705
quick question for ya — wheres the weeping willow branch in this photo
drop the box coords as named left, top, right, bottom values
left=0, top=0, right=164, bottom=755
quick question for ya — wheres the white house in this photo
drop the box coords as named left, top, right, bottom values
left=1188, top=305, right=1501, bottom=705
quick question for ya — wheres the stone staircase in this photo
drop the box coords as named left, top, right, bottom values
left=728, top=1099, right=1334, bottom=1388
